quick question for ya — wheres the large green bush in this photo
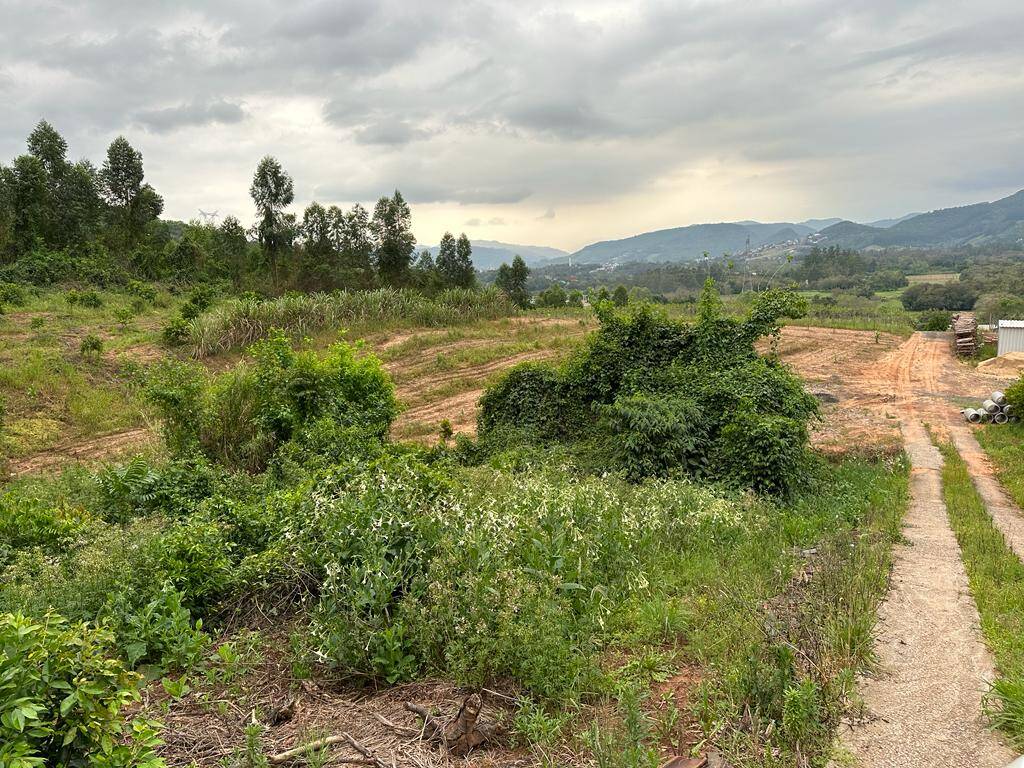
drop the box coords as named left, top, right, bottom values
left=477, top=282, right=816, bottom=494
left=0, top=612, right=164, bottom=767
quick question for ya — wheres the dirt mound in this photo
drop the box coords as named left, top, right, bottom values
left=977, top=351, right=1024, bottom=377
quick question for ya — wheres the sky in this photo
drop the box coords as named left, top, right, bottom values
left=1, top=0, right=1023, bottom=253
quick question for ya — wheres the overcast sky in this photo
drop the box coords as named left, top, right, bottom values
left=2, top=0, right=1022, bottom=251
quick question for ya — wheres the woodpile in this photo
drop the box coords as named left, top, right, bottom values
left=951, top=313, right=978, bottom=357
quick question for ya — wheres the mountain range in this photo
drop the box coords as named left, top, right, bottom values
left=819, top=190, right=1024, bottom=250
left=425, top=239, right=568, bottom=270
left=465, top=189, right=1024, bottom=269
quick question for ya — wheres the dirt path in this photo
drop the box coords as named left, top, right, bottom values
left=7, top=426, right=156, bottom=477
left=841, top=418, right=1013, bottom=767
left=831, top=332, right=1016, bottom=766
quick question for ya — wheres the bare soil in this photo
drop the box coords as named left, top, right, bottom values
left=7, top=426, right=156, bottom=476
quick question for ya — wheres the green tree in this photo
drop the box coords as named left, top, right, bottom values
left=217, top=215, right=250, bottom=288
left=60, top=161, right=103, bottom=248
left=496, top=254, right=531, bottom=308
left=100, top=136, right=161, bottom=247
left=536, top=283, right=567, bottom=308
left=370, top=190, right=416, bottom=285
left=436, top=232, right=477, bottom=288
left=250, top=155, right=295, bottom=288
left=612, top=285, right=629, bottom=307
left=0, top=165, right=13, bottom=256
left=9, top=154, right=49, bottom=254
left=455, top=233, right=477, bottom=287
left=339, top=203, right=375, bottom=285
left=27, top=120, right=68, bottom=179
left=300, top=201, right=338, bottom=288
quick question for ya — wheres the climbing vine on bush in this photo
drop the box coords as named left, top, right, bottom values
left=477, top=280, right=816, bottom=494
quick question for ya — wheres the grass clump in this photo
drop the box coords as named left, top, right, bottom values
left=938, top=441, right=1024, bottom=748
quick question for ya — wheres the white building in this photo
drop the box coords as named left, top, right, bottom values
left=997, top=319, right=1024, bottom=356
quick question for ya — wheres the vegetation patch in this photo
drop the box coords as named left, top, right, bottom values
left=188, top=287, right=516, bottom=357
left=938, top=441, right=1024, bottom=749
left=476, top=281, right=817, bottom=494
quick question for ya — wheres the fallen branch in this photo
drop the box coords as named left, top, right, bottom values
left=267, top=732, right=386, bottom=766
left=268, top=735, right=347, bottom=764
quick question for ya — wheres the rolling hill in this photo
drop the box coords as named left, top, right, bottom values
left=565, top=189, right=1024, bottom=265
left=425, top=239, right=569, bottom=270
left=821, top=190, right=1024, bottom=249
left=570, top=221, right=815, bottom=265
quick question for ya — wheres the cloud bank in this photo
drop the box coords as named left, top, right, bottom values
left=1, top=0, right=1022, bottom=249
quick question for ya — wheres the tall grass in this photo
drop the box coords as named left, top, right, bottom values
left=937, top=441, right=1024, bottom=748
left=188, top=288, right=517, bottom=357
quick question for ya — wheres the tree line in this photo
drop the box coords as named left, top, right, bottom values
left=0, top=121, right=480, bottom=295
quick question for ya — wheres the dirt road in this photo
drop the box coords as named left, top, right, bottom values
left=813, top=331, right=1017, bottom=767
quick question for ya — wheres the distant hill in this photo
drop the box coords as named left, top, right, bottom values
left=822, top=190, right=1024, bottom=249
left=570, top=221, right=815, bottom=265
left=865, top=212, right=920, bottom=229
left=566, top=190, right=1024, bottom=265
left=424, top=239, right=569, bottom=270
left=799, top=217, right=844, bottom=231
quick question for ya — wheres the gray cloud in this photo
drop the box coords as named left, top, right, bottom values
left=353, top=120, right=432, bottom=146
left=135, top=98, right=247, bottom=133
left=0, top=0, right=1022, bottom=246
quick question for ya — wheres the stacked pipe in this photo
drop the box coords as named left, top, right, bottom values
left=963, top=391, right=1018, bottom=424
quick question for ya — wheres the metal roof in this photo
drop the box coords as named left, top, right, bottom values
left=1000, top=320, right=1024, bottom=328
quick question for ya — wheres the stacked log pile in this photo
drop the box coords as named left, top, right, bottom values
left=951, top=313, right=978, bottom=357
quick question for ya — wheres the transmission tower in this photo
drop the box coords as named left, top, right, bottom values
left=198, top=209, right=219, bottom=226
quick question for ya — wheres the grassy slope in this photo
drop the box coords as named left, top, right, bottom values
left=938, top=441, right=1024, bottom=748
left=0, top=288, right=181, bottom=461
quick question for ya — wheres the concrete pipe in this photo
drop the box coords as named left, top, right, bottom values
left=995, top=412, right=1009, bottom=425
left=993, top=391, right=1007, bottom=406
left=982, top=399, right=1000, bottom=414
left=1004, top=404, right=1014, bottom=417
left=965, top=409, right=983, bottom=424
left=1011, top=416, right=1020, bottom=424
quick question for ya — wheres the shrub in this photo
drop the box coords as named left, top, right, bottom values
left=162, top=316, right=191, bottom=347
left=103, top=585, right=209, bottom=671
left=718, top=412, right=809, bottom=495
left=1005, top=372, right=1024, bottom=412
left=478, top=363, right=568, bottom=442
left=476, top=281, right=815, bottom=494
left=0, top=612, right=164, bottom=767
left=125, top=280, right=157, bottom=303
left=598, top=393, right=707, bottom=480
left=145, top=330, right=398, bottom=472
left=0, top=281, right=26, bottom=306
left=79, top=333, right=104, bottom=356
left=915, top=309, right=953, bottom=331
left=67, top=289, right=104, bottom=309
